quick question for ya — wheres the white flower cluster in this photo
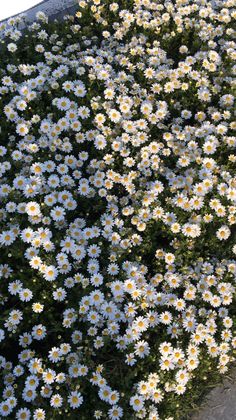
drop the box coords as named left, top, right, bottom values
left=0, top=0, right=235, bottom=418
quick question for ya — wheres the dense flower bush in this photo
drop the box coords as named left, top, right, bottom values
left=0, top=0, right=235, bottom=418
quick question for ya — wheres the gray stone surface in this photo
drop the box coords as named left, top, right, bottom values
left=25, top=0, right=77, bottom=22
left=0, top=0, right=77, bottom=23
left=191, top=368, right=236, bottom=420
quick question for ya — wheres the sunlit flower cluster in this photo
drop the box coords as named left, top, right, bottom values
left=0, top=0, right=235, bottom=418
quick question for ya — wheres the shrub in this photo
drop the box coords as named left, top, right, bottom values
left=0, top=1, right=235, bottom=419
